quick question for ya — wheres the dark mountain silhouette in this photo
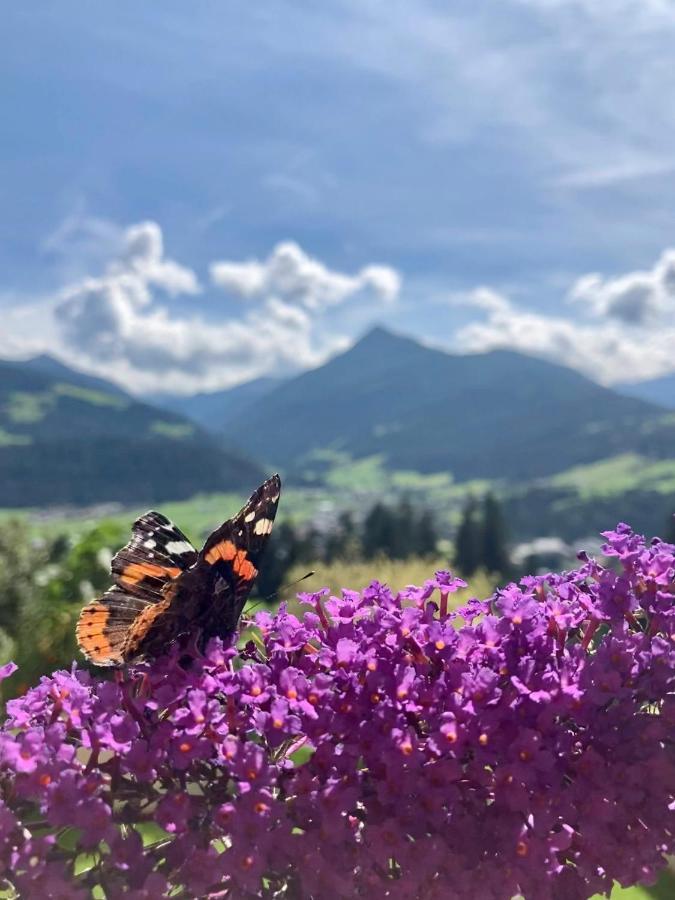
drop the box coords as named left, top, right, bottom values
left=0, top=359, right=264, bottom=507
left=3, top=332, right=673, bottom=508
left=222, top=327, right=675, bottom=481
left=19, top=353, right=129, bottom=398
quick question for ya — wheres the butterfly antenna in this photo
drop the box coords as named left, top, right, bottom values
left=247, top=570, right=316, bottom=612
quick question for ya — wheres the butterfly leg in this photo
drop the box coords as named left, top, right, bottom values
left=114, top=664, right=149, bottom=698
left=182, top=627, right=205, bottom=661
left=135, top=671, right=152, bottom=700
left=114, top=668, right=153, bottom=737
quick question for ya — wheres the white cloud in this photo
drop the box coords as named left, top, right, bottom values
left=358, top=265, right=401, bottom=303
left=116, top=221, right=200, bottom=296
left=569, top=248, right=675, bottom=324
left=210, top=241, right=401, bottom=310
left=0, top=294, right=63, bottom=360
left=55, top=221, right=203, bottom=383
left=35, top=224, right=400, bottom=394
left=454, top=248, right=675, bottom=383
left=209, top=259, right=266, bottom=298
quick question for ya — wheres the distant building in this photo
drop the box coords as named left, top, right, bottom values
left=511, top=536, right=574, bottom=572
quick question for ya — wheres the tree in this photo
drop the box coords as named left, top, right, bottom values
left=391, top=498, right=415, bottom=560
left=361, top=503, right=398, bottom=560
left=15, top=521, right=128, bottom=687
left=254, top=522, right=302, bottom=600
left=454, top=499, right=481, bottom=576
left=664, top=511, right=675, bottom=544
left=480, top=493, right=510, bottom=576
left=413, top=509, right=439, bottom=558
left=324, top=511, right=359, bottom=563
left=295, top=525, right=322, bottom=565
left=0, top=519, right=37, bottom=645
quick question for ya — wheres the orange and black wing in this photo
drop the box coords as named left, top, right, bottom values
left=76, top=512, right=197, bottom=666
left=76, top=587, right=145, bottom=667
left=198, top=473, right=281, bottom=633
left=111, top=511, right=198, bottom=602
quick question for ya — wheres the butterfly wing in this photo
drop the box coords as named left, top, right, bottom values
left=112, top=511, right=198, bottom=602
left=198, top=473, right=281, bottom=633
left=77, top=511, right=198, bottom=666
left=76, top=477, right=280, bottom=666
left=76, top=588, right=144, bottom=667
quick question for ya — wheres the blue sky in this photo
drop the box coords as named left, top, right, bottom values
left=3, top=1, right=675, bottom=393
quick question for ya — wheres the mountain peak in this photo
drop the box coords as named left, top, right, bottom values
left=360, top=324, right=395, bottom=341
left=4, top=353, right=130, bottom=399
left=24, top=353, right=73, bottom=376
left=224, top=324, right=674, bottom=485
left=350, top=325, right=425, bottom=354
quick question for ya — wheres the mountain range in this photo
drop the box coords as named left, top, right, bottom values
left=0, top=358, right=263, bottom=507
left=205, top=328, right=675, bottom=482
left=2, top=329, right=675, bottom=514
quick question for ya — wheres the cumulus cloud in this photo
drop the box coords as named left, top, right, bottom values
left=454, top=249, right=675, bottom=383
left=210, top=241, right=401, bottom=309
left=115, top=222, right=201, bottom=296
left=569, top=248, right=675, bottom=325
left=56, top=221, right=203, bottom=380
left=49, top=224, right=398, bottom=393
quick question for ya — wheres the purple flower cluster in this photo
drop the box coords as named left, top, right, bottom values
left=0, top=523, right=673, bottom=899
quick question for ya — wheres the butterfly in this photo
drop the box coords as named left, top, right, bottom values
left=76, top=474, right=281, bottom=666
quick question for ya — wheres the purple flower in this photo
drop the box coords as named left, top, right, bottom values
left=0, top=662, right=17, bottom=682
left=156, top=791, right=192, bottom=834
left=0, top=522, right=672, bottom=899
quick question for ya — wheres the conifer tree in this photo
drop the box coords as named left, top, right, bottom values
left=254, top=522, right=301, bottom=599
left=454, top=498, right=480, bottom=576
left=392, top=498, right=415, bottom=559
left=414, top=509, right=438, bottom=558
left=481, top=492, right=510, bottom=576
left=362, top=502, right=397, bottom=559
left=324, top=511, right=359, bottom=562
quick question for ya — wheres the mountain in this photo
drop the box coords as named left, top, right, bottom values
left=0, top=359, right=264, bottom=507
left=224, top=327, right=675, bottom=482
left=617, top=373, right=675, bottom=410
left=19, top=354, right=129, bottom=398
left=147, top=376, right=285, bottom=431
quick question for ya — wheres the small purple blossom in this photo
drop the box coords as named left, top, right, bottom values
left=0, top=662, right=17, bottom=682
left=0, top=523, right=673, bottom=898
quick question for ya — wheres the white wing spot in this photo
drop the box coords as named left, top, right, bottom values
left=254, top=518, right=273, bottom=535
left=143, top=539, right=156, bottom=549
left=244, top=511, right=256, bottom=522
left=165, top=540, right=194, bottom=555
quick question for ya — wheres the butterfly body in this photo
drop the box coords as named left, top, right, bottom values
left=76, top=474, right=280, bottom=666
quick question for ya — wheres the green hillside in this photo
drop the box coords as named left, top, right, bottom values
left=6, top=450, right=671, bottom=549
left=224, top=327, right=675, bottom=482
left=504, top=454, right=675, bottom=541
left=0, top=359, right=264, bottom=507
